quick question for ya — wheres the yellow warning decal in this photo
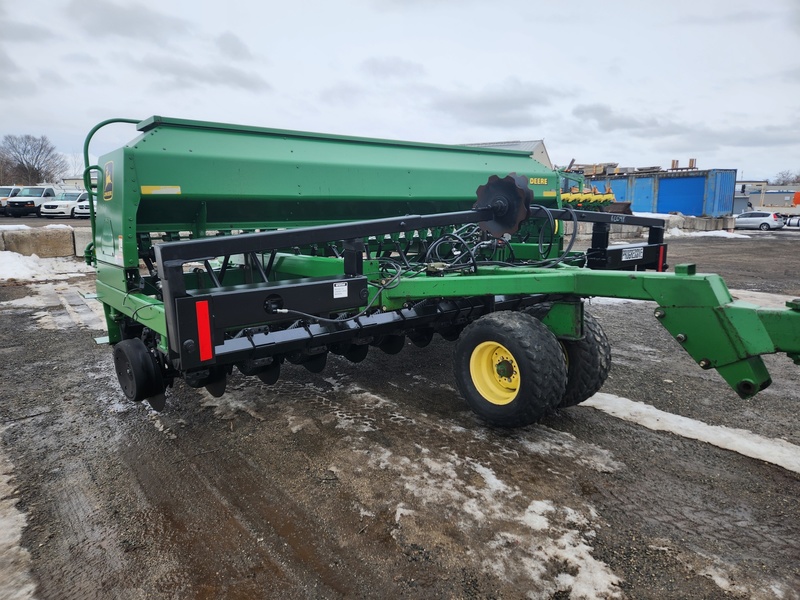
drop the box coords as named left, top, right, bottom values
left=141, top=186, right=182, bottom=195
left=542, top=190, right=557, bottom=197
left=103, top=162, right=114, bottom=201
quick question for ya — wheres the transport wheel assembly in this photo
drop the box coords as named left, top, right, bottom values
left=113, top=338, right=166, bottom=410
left=525, top=304, right=612, bottom=408
left=454, top=311, right=566, bottom=427
left=557, top=311, right=611, bottom=407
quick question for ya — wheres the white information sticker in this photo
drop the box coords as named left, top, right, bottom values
left=333, top=282, right=348, bottom=299
left=622, top=247, right=644, bottom=261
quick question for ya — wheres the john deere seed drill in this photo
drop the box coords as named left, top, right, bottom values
left=82, top=116, right=800, bottom=427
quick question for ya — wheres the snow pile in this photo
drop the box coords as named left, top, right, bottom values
left=584, top=393, right=800, bottom=474
left=0, top=224, right=71, bottom=231
left=0, top=426, right=37, bottom=600
left=665, top=227, right=749, bottom=239
left=385, top=450, right=623, bottom=598
left=0, top=251, right=93, bottom=282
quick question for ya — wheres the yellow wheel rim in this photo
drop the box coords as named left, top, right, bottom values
left=469, top=341, right=520, bottom=405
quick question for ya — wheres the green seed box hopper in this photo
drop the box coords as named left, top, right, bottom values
left=82, top=116, right=800, bottom=427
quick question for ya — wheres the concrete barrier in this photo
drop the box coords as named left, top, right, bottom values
left=564, top=213, right=736, bottom=240
left=1, top=227, right=75, bottom=258
left=73, top=227, right=93, bottom=257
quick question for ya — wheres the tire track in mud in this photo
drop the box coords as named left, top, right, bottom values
left=4, top=264, right=800, bottom=598
left=191, top=370, right=628, bottom=598
left=200, top=356, right=800, bottom=599
left=117, top=441, right=332, bottom=598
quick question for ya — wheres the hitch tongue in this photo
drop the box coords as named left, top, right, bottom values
left=715, top=357, right=772, bottom=399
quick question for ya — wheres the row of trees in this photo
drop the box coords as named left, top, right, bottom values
left=0, top=135, right=69, bottom=185
left=769, top=169, right=800, bottom=186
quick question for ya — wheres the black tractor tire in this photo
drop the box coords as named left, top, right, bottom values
left=454, top=311, right=567, bottom=428
left=524, top=303, right=611, bottom=408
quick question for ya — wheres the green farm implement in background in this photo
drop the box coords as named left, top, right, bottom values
left=82, top=116, right=800, bottom=427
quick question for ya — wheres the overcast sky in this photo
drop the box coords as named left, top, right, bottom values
left=1, top=0, right=798, bottom=181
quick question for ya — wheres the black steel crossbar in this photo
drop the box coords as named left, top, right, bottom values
left=155, top=208, right=494, bottom=266
left=531, top=207, right=666, bottom=229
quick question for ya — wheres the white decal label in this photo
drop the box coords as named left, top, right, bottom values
left=333, top=282, right=348, bottom=299
left=622, top=247, right=644, bottom=261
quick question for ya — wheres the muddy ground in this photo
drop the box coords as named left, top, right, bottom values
left=1, top=229, right=800, bottom=599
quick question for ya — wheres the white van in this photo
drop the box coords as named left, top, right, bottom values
left=0, top=185, right=22, bottom=216
left=6, top=185, right=60, bottom=217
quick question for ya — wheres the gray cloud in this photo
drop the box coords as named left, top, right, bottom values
left=131, top=54, right=270, bottom=93
left=38, top=69, right=70, bottom=87
left=575, top=103, right=800, bottom=154
left=0, top=47, right=41, bottom=99
left=66, top=0, right=191, bottom=43
left=430, top=78, right=563, bottom=128
left=319, top=82, right=369, bottom=105
left=0, top=47, right=19, bottom=75
left=62, top=53, right=99, bottom=66
left=573, top=104, right=670, bottom=133
left=793, top=3, right=800, bottom=34
left=785, top=66, right=800, bottom=83
left=360, top=57, right=425, bottom=80
left=2, top=20, right=56, bottom=40
left=216, top=32, right=253, bottom=61
left=673, top=10, right=771, bottom=26
left=691, top=124, right=800, bottom=149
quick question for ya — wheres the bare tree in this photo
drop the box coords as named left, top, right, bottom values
left=0, top=153, right=14, bottom=183
left=67, top=152, right=84, bottom=178
left=0, top=134, right=69, bottom=185
left=769, top=169, right=800, bottom=186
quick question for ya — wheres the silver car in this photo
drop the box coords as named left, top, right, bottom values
left=734, top=211, right=785, bottom=231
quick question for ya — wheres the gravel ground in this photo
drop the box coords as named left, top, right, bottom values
left=1, top=227, right=799, bottom=599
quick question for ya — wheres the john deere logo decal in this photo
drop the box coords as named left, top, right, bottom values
left=103, top=162, right=114, bottom=201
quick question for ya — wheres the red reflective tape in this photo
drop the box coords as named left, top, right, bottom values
left=657, top=245, right=665, bottom=272
left=195, top=300, right=213, bottom=361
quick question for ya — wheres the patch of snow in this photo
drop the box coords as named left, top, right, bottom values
left=394, top=504, right=416, bottom=522
left=0, top=426, right=37, bottom=600
left=376, top=449, right=621, bottom=598
left=519, top=500, right=555, bottom=530
left=517, top=426, right=623, bottom=474
left=200, top=389, right=266, bottom=422
left=586, top=296, right=648, bottom=306
left=584, top=393, right=800, bottom=474
left=0, top=252, right=92, bottom=281
left=0, top=225, right=31, bottom=231
left=665, top=227, right=749, bottom=239
left=728, top=289, right=797, bottom=310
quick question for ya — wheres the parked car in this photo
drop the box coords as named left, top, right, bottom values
left=733, top=211, right=785, bottom=231
left=6, top=185, right=59, bottom=217
left=40, top=190, right=88, bottom=218
left=0, top=185, right=22, bottom=216
left=73, top=194, right=91, bottom=218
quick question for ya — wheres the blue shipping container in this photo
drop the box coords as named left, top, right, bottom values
left=588, top=169, right=737, bottom=216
